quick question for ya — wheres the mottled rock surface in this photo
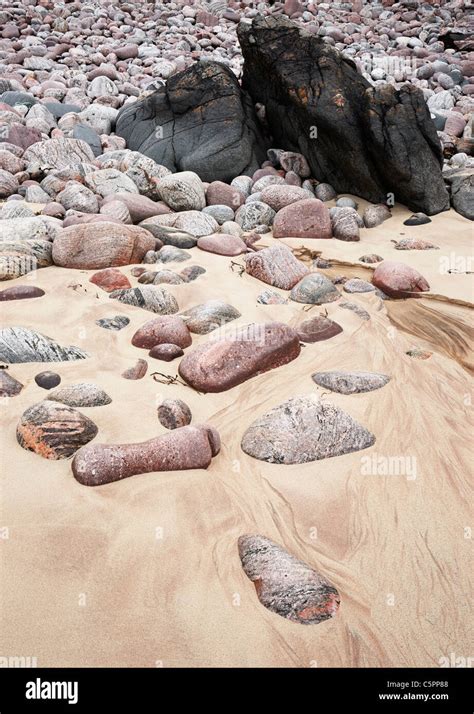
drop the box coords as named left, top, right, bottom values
left=17, top=400, right=98, bottom=460
left=238, top=534, right=340, bottom=625
left=312, top=371, right=390, bottom=394
left=48, top=383, right=112, bottom=407
left=244, top=243, right=308, bottom=290
left=241, top=395, right=375, bottom=464
left=72, top=424, right=220, bottom=486
left=179, top=322, right=300, bottom=393
left=158, top=398, right=192, bottom=430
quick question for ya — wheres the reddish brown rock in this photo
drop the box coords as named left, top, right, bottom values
left=244, top=243, right=308, bottom=290
left=17, top=400, right=98, bottom=460
left=149, top=343, right=184, bottom=361
left=89, top=268, right=131, bottom=293
left=132, top=315, right=192, bottom=350
left=0, top=285, right=45, bottom=301
left=52, top=223, right=155, bottom=270
left=372, top=261, right=430, bottom=298
left=197, top=233, right=247, bottom=256
left=206, top=181, right=245, bottom=209
left=273, top=199, right=332, bottom=239
left=297, top=316, right=343, bottom=343
left=104, top=193, right=173, bottom=222
left=72, top=424, right=220, bottom=486
left=179, top=322, right=301, bottom=393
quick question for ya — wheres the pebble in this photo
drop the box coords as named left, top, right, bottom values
left=363, top=204, right=392, bottom=228
left=34, top=371, right=61, bottom=390
left=17, top=400, right=98, bottom=460
left=238, top=534, right=340, bottom=625
left=72, top=424, right=220, bottom=486
left=0, top=370, right=23, bottom=397
left=109, top=286, right=179, bottom=314
left=393, top=238, right=439, bottom=250
left=132, top=315, right=191, bottom=349
left=90, top=268, right=131, bottom=293
left=0, top=285, right=45, bottom=301
left=359, top=254, right=383, bottom=264
left=260, top=185, right=313, bottom=211
left=343, top=278, right=376, bottom=293
left=48, top=383, right=112, bottom=407
left=122, top=359, right=148, bottom=380
left=256, top=290, right=289, bottom=305
left=297, top=315, right=343, bottom=343
left=312, top=371, right=390, bottom=394
left=235, top=201, right=275, bottom=230
left=157, top=398, right=192, bottom=430
left=241, top=395, right=375, bottom=464
left=149, top=343, right=184, bottom=361
left=403, top=213, right=432, bottom=226
left=95, top=316, right=130, bottom=331
left=180, top=300, right=241, bottom=335
left=290, top=273, right=340, bottom=305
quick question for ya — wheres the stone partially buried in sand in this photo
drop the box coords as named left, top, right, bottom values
left=297, top=315, right=343, bottom=343
left=312, top=371, right=390, bottom=394
left=47, top=383, right=112, bottom=407
left=72, top=424, right=220, bottom=486
left=0, top=327, right=88, bottom=363
left=132, top=315, right=191, bottom=349
left=109, top=286, right=179, bottom=314
left=89, top=268, right=131, bottom=293
left=122, top=359, right=148, bottom=380
left=17, top=400, right=98, bottom=460
left=197, top=233, right=248, bottom=256
left=0, top=285, right=45, bottom=301
left=290, top=273, right=340, bottom=305
left=241, top=395, right=375, bottom=464
left=179, top=322, right=300, bottom=393
left=0, top=370, right=23, bottom=397
left=244, top=243, right=308, bottom=290
left=238, top=534, right=340, bottom=625
left=372, top=261, right=430, bottom=298
left=180, top=300, right=241, bottom=335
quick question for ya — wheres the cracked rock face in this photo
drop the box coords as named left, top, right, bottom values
left=241, top=395, right=375, bottom=464
left=0, top=327, right=88, bottom=363
left=238, top=534, right=340, bottom=625
left=238, top=16, right=450, bottom=215
left=116, top=61, right=268, bottom=183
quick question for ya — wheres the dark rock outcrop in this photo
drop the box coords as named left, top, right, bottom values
left=116, top=61, right=268, bottom=183
left=238, top=15, right=449, bottom=215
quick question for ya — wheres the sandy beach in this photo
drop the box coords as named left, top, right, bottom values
left=1, top=199, right=472, bottom=668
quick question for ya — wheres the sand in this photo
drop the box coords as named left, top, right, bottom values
left=1, top=201, right=473, bottom=668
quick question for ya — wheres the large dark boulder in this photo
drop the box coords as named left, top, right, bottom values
left=238, top=16, right=450, bottom=215
left=116, top=61, right=268, bottom=183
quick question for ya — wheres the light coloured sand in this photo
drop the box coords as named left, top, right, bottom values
left=1, top=201, right=472, bottom=667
